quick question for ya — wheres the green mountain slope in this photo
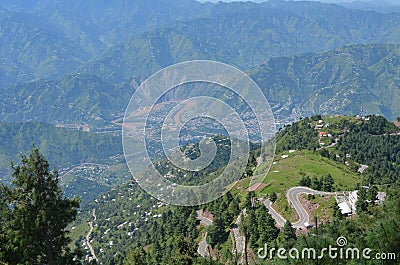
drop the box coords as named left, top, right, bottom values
left=2, top=2, right=400, bottom=127
left=0, top=122, right=127, bottom=204
left=0, top=73, right=134, bottom=126
left=0, top=8, right=90, bottom=86
left=250, top=43, right=400, bottom=122
left=0, top=122, right=121, bottom=168
left=80, top=1, right=400, bottom=83
left=3, top=43, right=399, bottom=127
left=67, top=115, right=400, bottom=264
left=2, top=1, right=400, bottom=87
left=0, top=0, right=205, bottom=55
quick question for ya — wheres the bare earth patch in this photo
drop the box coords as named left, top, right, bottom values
left=300, top=194, right=332, bottom=225
left=247, top=182, right=267, bottom=192
left=201, top=210, right=214, bottom=221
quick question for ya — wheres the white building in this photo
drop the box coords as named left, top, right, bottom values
left=336, top=189, right=386, bottom=216
left=348, top=190, right=358, bottom=212
left=338, top=201, right=352, bottom=215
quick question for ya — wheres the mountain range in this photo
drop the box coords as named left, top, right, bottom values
left=1, top=43, right=399, bottom=127
left=250, top=43, right=400, bottom=122
left=0, top=0, right=400, bottom=194
left=1, top=2, right=400, bottom=263
left=1, top=1, right=400, bottom=77
left=1, top=1, right=400, bottom=128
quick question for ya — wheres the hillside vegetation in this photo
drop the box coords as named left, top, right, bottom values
left=67, top=115, right=400, bottom=264
left=1, top=1, right=400, bottom=127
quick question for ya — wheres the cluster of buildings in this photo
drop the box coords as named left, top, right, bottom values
left=335, top=189, right=386, bottom=215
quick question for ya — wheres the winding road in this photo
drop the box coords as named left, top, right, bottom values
left=196, top=210, right=212, bottom=257
left=231, top=210, right=246, bottom=264
left=232, top=213, right=245, bottom=255
left=264, top=199, right=286, bottom=227
left=198, top=232, right=209, bottom=257
left=85, top=209, right=98, bottom=262
left=265, top=187, right=332, bottom=229
left=194, top=187, right=333, bottom=262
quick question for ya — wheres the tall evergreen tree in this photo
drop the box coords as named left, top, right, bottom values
left=357, top=187, right=368, bottom=213
left=269, top=191, right=277, bottom=203
left=281, top=220, right=296, bottom=249
left=207, top=215, right=227, bottom=247
left=367, top=186, right=378, bottom=201
left=0, top=148, right=81, bottom=265
left=244, top=191, right=256, bottom=209
left=257, top=207, right=279, bottom=247
left=246, top=209, right=258, bottom=247
left=123, top=247, right=146, bottom=265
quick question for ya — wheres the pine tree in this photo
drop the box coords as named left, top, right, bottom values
left=269, top=191, right=277, bottom=203
left=257, top=207, right=279, bottom=247
left=282, top=220, right=296, bottom=248
left=356, top=187, right=368, bottom=213
left=246, top=209, right=258, bottom=247
left=170, top=234, right=197, bottom=265
left=0, top=148, right=81, bottom=265
left=228, top=197, right=240, bottom=218
left=321, top=174, right=334, bottom=192
left=367, top=186, right=378, bottom=202
left=299, top=176, right=311, bottom=187
left=152, top=239, right=162, bottom=263
left=245, top=191, right=256, bottom=209
left=123, top=247, right=146, bottom=265
left=207, top=215, right=227, bottom=247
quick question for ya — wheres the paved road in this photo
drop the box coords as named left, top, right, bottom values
left=86, top=209, right=98, bottom=262
left=231, top=210, right=246, bottom=264
left=264, top=199, right=286, bottom=227
left=325, top=138, right=339, bottom=148
left=197, top=214, right=212, bottom=227
left=196, top=210, right=212, bottom=257
left=287, top=187, right=332, bottom=228
left=265, top=187, right=332, bottom=229
left=232, top=214, right=245, bottom=254
left=197, top=232, right=209, bottom=257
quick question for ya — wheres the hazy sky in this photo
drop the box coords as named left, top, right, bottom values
left=198, top=0, right=400, bottom=4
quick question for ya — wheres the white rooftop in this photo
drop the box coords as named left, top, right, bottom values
left=338, top=201, right=352, bottom=215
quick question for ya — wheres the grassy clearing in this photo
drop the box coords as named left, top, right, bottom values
left=68, top=222, right=89, bottom=250
left=232, top=178, right=251, bottom=202
left=323, top=115, right=361, bottom=135
left=257, top=150, right=359, bottom=196
left=252, top=150, right=359, bottom=221
left=274, top=192, right=296, bottom=222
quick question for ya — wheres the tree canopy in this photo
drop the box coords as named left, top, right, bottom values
left=0, top=148, right=81, bottom=265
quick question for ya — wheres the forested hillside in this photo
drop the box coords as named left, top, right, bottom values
left=0, top=122, right=128, bottom=204
left=0, top=8, right=90, bottom=86
left=81, top=3, right=400, bottom=82
left=250, top=44, right=400, bottom=121
left=1, top=1, right=400, bottom=263
left=68, top=115, right=400, bottom=264
left=2, top=43, right=400, bottom=127
left=0, top=122, right=121, bottom=168
left=1, top=1, right=400, bottom=127
left=0, top=74, right=133, bottom=126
